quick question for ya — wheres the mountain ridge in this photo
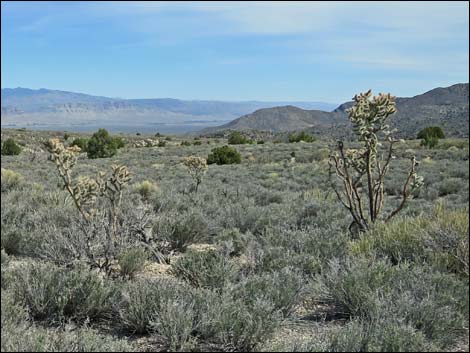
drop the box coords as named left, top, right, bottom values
left=204, top=83, right=469, bottom=138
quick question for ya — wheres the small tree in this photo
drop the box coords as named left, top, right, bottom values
left=87, top=128, right=118, bottom=159
left=228, top=131, right=252, bottom=145
left=182, top=156, right=208, bottom=193
left=418, top=126, right=445, bottom=149
left=329, top=90, right=423, bottom=233
left=288, top=131, right=315, bottom=143
left=1, top=138, right=22, bottom=156
left=70, top=137, right=89, bottom=152
left=207, top=145, right=242, bottom=165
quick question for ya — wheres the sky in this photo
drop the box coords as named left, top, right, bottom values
left=1, top=1, right=469, bottom=103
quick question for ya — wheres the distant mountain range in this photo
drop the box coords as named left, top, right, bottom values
left=0, top=88, right=337, bottom=133
left=205, top=83, right=469, bottom=138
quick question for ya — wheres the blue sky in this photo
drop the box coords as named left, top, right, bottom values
left=1, top=1, right=468, bottom=102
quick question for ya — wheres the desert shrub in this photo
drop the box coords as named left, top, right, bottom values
left=254, top=190, right=283, bottom=206
left=133, top=179, right=159, bottom=201
left=170, top=248, right=238, bottom=289
left=118, top=248, right=148, bottom=278
left=181, top=140, right=191, bottom=146
left=5, top=261, right=116, bottom=323
left=324, top=319, right=437, bottom=352
left=321, top=257, right=397, bottom=319
left=86, top=128, right=121, bottom=159
left=1, top=168, right=23, bottom=192
left=1, top=230, right=23, bottom=256
left=228, top=131, right=252, bottom=145
left=193, top=140, right=202, bottom=146
left=421, top=134, right=439, bottom=148
left=158, top=140, right=167, bottom=147
left=257, top=140, right=265, bottom=144
left=207, top=145, right=242, bottom=165
left=70, top=137, right=89, bottom=152
left=165, top=211, right=208, bottom=252
left=217, top=228, right=253, bottom=257
left=195, top=289, right=281, bottom=352
left=437, top=177, right=462, bottom=196
left=320, top=258, right=468, bottom=348
left=231, top=268, right=304, bottom=318
left=350, top=205, right=469, bottom=277
left=288, top=131, right=315, bottom=143
left=119, top=277, right=197, bottom=350
left=63, top=133, right=70, bottom=140
left=417, top=126, right=445, bottom=140
left=1, top=138, right=22, bottom=155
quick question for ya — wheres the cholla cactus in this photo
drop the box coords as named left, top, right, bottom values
left=46, top=138, right=132, bottom=273
left=182, top=156, right=208, bottom=193
left=329, top=91, right=423, bottom=233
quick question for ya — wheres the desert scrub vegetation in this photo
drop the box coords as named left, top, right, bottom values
left=1, top=127, right=468, bottom=352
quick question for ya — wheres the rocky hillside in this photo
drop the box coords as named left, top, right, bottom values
left=206, top=83, right=469, bottom=138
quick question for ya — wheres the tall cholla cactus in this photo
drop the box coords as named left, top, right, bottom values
left=329, top=91, right=423, bottom=233
left=46, top=138, right=133, bottom=273
left=182, top=156, right=208, bottom=193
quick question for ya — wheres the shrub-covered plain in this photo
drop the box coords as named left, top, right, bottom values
left=1, top=128, right=468, bottom=352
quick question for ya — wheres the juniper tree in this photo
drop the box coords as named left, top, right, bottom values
left=329, top=90, right=423, bottom=233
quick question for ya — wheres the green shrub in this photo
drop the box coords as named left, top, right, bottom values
left=228, top=131, right=252, bottom=145
left=1, top=168, right=23, bottom=192
left=418, top=127, right=445, bottom=149
left=207, top=145, right=242, bottom=165
left=181, top=140, right=191, bottom=146
left=86, top=128, right=121, bottom=159
left=5, top=261, right=116, bottom=322
left=118, top=248, right=148, bottom=278
left=257, top=140, right=265, bottom=144
left=70, top=137, right=89, bottom=152
left=417, top=126, right=445, bottom=139
left=288, top=131, right=315, bottom=143
left=158, top=140, right=167, bottom=147
left=1, top=138, right=22, bottom=155
left=193, top=140, right=202, bottom=146
left=63, top=133, right=70, bottom=141
left=170, top=248, right=238, bottom=289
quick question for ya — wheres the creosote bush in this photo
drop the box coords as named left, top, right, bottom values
left=86, top=128, right=124, bottom=159
left=288, top=131, right=315, bottom=143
